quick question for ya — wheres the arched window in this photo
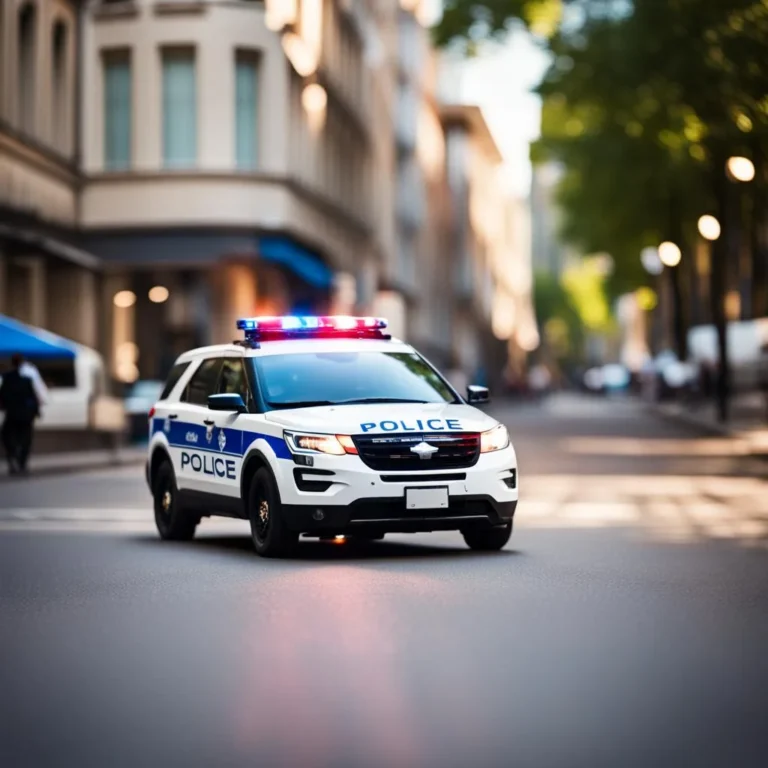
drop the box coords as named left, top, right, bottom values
left=52, top=20, right=69, bottom=152
left=18, top=2, right=37, bottom=135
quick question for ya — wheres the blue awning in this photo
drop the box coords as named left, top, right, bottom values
left=0, top=315, right=76, bottom=360
left=258, top=237, right=334, bottom=290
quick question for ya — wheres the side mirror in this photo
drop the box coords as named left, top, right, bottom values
left=467, top=385, right=490, bottom=404
left=208, top=393, right=247, bottom=413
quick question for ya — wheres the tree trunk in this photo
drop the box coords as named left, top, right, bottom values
left=750, top=142, right=768, bottom=318
left=711, top=161, right=730, bottom=423
left=669, top=264, right=686, bottom=360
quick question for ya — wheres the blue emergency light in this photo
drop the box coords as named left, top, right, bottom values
left=236, top=315, right=390, bottom=342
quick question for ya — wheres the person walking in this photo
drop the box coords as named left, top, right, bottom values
left=0, top=354, right=41, bottom=475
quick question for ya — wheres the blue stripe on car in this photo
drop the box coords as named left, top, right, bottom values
left=151, top=418, right=291, bottom=460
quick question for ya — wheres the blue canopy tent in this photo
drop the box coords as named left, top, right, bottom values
left=0, top=315, right=76, bottom=361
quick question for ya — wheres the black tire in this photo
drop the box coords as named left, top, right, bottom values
left=248, top=467, right=298, bottom=558
left=153, top=460, right=199, bottom=541
left=462, top=521, right=513, bottom=551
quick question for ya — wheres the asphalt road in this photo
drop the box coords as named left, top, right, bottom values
left=1, top=394, right=767, bottom=768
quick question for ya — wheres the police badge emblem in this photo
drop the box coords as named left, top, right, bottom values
left=163, top=417, right=171, bottom=434
left=218, top=430, right=227, bottom=452
left=206, top=423, right=214, bottom=443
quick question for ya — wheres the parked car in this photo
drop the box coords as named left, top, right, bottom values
left=125, top=380, right=164, bottom=441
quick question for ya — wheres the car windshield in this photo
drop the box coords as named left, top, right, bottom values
left=252, top=351, right=459, bottom=409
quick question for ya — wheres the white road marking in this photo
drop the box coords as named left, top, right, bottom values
left=1, top=470, right=767, bottom=547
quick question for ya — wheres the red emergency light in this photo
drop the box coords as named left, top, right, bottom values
left=236, top=315, right=390, bottom=341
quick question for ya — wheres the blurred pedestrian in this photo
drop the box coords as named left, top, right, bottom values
left=528, top=364, right=552, bottom=403
left=0, top=354, right=41, bottom=474
left=19, top=357, right=49, bottom=408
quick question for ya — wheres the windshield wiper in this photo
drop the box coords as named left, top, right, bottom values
left=333, top=397, right=434, bottom=405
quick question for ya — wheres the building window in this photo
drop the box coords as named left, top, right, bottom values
left=162, top=48, right=197, bottom=169
left=18, top=3, right=37, bottom=135
left=234, top=52, right=259, bottom=170
left=52, top=21, right=68, bottom=151
left=103, top=51, right=132, bottom=170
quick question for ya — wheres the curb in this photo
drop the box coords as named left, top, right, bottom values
left=649, top=404, right=734, bottom=437
left=0, top=455, right=145, bottom=483
left=648, top=403, right=768, bottom=461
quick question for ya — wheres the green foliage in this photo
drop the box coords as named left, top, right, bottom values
left=434, top=0, right=768, bottom=301
left=532, top=256, right=612, bottom=361
left=561, top=257, right=614, bottom=332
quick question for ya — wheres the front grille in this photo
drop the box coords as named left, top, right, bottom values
left=353, top=433, right=480, bottom=472
left=380, top=472, right=467, bottom=483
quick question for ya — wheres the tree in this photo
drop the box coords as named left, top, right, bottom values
left=435, top=0, right=768, bottom=421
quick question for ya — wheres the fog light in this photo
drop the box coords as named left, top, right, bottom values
left=312, top=509, right=324, bottom=521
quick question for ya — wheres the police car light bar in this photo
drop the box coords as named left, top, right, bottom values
left=236, top=315, right=389, bottom=340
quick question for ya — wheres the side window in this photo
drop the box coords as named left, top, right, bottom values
left=160, top=361, right=191, bottom=400
left=218, top=357, right=250, bottom=408
left=183, top=358, right=222, bottom=406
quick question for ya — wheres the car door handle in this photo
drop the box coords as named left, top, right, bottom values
left=203, top=419, right=215, bottom=426
left=167, top=414, right=179, bottom=420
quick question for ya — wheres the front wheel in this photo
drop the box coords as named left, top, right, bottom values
left=248, top=467, right=298, bottom=558
left=153, top=461, right=199, bottom=541
left=462, top=521, right=513, bottom=551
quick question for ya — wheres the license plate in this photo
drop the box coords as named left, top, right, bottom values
left=405, top=487, right=449, bottom=510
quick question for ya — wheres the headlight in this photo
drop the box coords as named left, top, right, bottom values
left=480, top=424, right=510, bottom=453
left=285, top=432, right=357, bottom=455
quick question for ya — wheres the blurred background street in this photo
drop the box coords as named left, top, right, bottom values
left=3, top=0, right=768, bottom=765
left=2, top=394, right=768, bottom=768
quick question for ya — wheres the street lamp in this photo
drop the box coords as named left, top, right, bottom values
left=697, top=215, right=721, bottom=241
left=658, top=241, right=682, bottom=268
left=726, top=156, right=755, bottom=183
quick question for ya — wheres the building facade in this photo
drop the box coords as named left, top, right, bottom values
left=80, top=0, right=381, bottom=382
left=1, top=0, right=535, bottom=397
left=0, top=0, right=101, bottom=350
left=439, top=104, right=499, bottom=385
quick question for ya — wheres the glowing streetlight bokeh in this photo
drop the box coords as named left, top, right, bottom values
left=658, top=241, right=682, bottom=268
left=301, top=83, right=327, bottom=113
left=640, top=246, right=663, bottom=276
left=726, top=156, right=755, bottom=183
left=148, top=285, right=169, bottom=303
left=697, top=215, right=721, bottom=241
left=113, top=290, right=136, bottom=308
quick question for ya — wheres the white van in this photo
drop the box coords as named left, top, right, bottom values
left=0, top=318, right=125, bottom=432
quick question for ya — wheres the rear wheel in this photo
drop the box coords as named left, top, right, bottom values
left=462, top=521, right=512, bottom=551
left=248, top=467, right=298, bottom=558
left=153, top=461, right=199, bottom=541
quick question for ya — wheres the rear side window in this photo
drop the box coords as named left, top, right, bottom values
left=160, top=362, right=191, bottom=400
left=218, top=358, right=250, bottom=400
left=184, top=358, right=223, bottom=406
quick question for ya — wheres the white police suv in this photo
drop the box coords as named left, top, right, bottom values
left=146, top=316, right=518, bottom=557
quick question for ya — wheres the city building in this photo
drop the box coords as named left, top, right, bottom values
left=530, top=160, right=569, bottom=277
left=0, top=0, right=101, bottom=349
left=374, top=0, right=453, bottom=369
left=440, top=103, right=503, bottom=385
left=1, top=0, right=537, bottom=399
left=80, top=0, right=382, bottom=382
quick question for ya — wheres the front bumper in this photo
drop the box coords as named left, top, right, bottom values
left=274, top=444, right=518, bottom=534
left=282, top=495, right=516, bottom=535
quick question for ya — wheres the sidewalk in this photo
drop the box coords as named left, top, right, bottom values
left=0, top=445, right=146, bottom=481
left=651, top=393, right=768, bottom=459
